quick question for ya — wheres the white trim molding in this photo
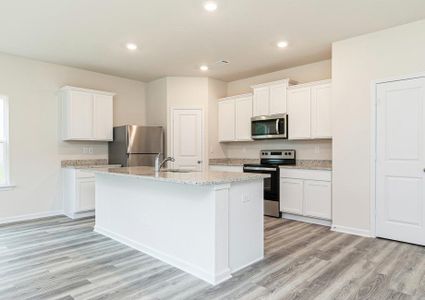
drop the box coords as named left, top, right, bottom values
left=331, top=224, right=374, bottom=238
left=0, top=211, right=64, bottom=225
left=282, top=213, right=331, bottom=227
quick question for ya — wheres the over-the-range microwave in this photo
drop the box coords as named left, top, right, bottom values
left=251, top=113, right=288, bottom=140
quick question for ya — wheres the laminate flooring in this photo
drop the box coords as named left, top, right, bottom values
left=1, top=216, right=425, bottom=300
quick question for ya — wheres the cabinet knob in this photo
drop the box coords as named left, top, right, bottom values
left=197, top=160, right=203, bottom=164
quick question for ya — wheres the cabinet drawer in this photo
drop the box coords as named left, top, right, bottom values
left=280, top=168, right=331, bottom=181
left=76, top=170, right=96, bottom=179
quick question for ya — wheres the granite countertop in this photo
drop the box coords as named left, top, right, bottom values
left=65, top=164, right=122, bottom=169
left=279, top=160, right=332, bottom=171
left=94, top=166, right=269, bottom=186
left=209, top=158, right=260, bottom=166
left=209, top=158, right=332, bottom=170
left=61, top=159, right=121, bottom=169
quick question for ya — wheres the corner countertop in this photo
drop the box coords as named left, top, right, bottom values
left=279, top=160, right=332, bottom=171
left=94, top=166, right=269, bottom=186
left=209, top=158, right=332, bottom=170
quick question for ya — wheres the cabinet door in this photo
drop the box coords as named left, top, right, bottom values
left=253, top=87, right=269, bottom=116
left=218, top=100, right=236, bottom=141
left=287, top=87, right=311, bottom=139
left=70, top=91, right=94, bottom=139
left=312, top=84, right=332, bottom=138
left=235, top=95, right=253, bottom=141
left=269, top=83, right=287, bottom=114
left=304, top=180, right=331, bottom=220
left=280, top=178, right=303, bottom=214
left=94, top=94, right=113, bottom=140
left=77, top=178, right=96, bottom=212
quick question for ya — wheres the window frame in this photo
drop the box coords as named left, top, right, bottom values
left=0, top=95, right=10, bottom=188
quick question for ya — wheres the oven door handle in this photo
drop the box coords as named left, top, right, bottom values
left=275, top=119, right=279, bottom=135
left=244, top=167, right=276, bottom=172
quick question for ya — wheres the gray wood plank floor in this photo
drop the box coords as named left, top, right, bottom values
left=1, top=216, right=425, bottom=300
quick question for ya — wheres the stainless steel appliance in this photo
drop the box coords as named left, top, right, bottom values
left=251, top=113, right=288, bottom=140
left=108, top=125, right=164, bottom=167
left=243, top=150, right=296, bottom=217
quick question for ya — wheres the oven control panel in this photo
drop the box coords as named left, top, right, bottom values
left=260, top=150, right=295, bottom=159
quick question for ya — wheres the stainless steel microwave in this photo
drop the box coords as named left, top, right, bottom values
left=251, top=114, right=288, bottom=140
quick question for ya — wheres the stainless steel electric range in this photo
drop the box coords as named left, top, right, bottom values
left=243, top=150, right=296, bottom=217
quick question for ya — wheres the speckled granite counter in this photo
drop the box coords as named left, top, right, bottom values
left=210, top=158, right=332, bottom=170
left=209, top=158, right=260, bottom=166
left=279, top=160, right=332, bottom=171
left=94, top=166, right=269, bottom=185
left=61, top=159, right=120, bottom=169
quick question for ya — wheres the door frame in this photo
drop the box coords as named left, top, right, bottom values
left=169, top=107, right=205, bottom=170
left=370, top=71, right=425, bottom=238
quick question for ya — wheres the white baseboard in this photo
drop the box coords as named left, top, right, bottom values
left=64, top=210, right=95, bottom=220
left=0, top=210, right=64, bottom=225
left=331, top=224, right=373, bottom=238
left=282, top=213, right=331, bottom=227
left=94, top=225, right=232, bottom=285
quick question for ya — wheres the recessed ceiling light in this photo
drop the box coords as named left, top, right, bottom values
left=200, top=65, right=209, bottom=71
left=277, top=41, right=289, bottom=49
left=204, top=1, right=218, bottom=12
left=126, top=43, right=138, bottom=50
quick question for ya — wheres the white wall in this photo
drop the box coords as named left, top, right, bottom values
left=0, top=53, right=146, bottom=221
left=332, top=19, right=425, bottom=234
left=223, top=60, right=333, bottom=160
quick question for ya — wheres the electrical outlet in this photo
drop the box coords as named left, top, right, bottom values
left=83, top=147, right=88, bottom=154
left=88, top=147, right=94, bottom=154
left=315, top=145, right=320, bottom=154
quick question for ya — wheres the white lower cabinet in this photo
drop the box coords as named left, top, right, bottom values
left=77, top=178, right=96, bottom=212
left=280, top=168, right=332, bottom=221
left=303, top=180, right=331, bottom=219
left=63, top=169, right=97, bottom=219
left=280, top=178, right=304, bottom=215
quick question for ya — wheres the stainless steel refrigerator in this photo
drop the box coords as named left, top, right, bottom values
left=108, top=125, right=164, bottom=167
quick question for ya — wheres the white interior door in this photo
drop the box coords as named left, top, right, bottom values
left=171, top=109, right=203, bottom=171
left=376, top=77, right=425, bottom=245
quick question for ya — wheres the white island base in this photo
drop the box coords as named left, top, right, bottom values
left=94, top=170, right=264, bottom=285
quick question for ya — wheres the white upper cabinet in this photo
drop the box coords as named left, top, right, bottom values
left=218, top=99, right=236, bottom=142
left=269, top=83, right=287, bottom=114
left=60, top=86, right=115, bottom=141
left=287, top=80, right=332, bottom=140
left=253, top=87, right=269, bottom=117
left=287, top=87, right=312, bottom=139
left=235, top=95, right=253, bottom=141
left=218, top=94, right=253, bottom=142
left=251, top=79, right=294, bottom=117
left=311, top=84, right=332, bottom=138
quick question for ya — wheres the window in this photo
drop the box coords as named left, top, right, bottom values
left=0, top=96, right=9, bottom=186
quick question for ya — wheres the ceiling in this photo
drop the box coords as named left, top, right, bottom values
left=1, top=0, right=425, bottom=82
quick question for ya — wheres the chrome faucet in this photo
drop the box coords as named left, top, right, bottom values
left=154, top=154, right=175, bottom=172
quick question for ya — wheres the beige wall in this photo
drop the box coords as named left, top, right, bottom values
left=332, top=19, right=425, bottom=234
left=222, top=60, right=333, bottom=160
left=0, top=53, right=146, bottom=221
left=146, top=76, right=226, bottom=163
left=227, top=60, right=332, bottom=96
left=207, top=78, right=227, bottom=159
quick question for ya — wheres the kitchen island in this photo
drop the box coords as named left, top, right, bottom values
left=94, top=166, right=268, bottom=285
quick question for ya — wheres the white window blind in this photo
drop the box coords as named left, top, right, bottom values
left=0, top=96, right=9, bottom=186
